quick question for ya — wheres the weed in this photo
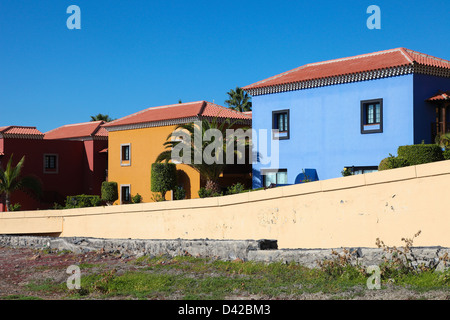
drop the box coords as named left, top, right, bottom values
left=92, top=268, right=117, bottom=294
left=26, top=278, right=63, bottom=294
left=376, top=230, right=423, bottom=279
left=317, top=248, right=365, bottom=280
left=376, top=230, right=450, bottom=286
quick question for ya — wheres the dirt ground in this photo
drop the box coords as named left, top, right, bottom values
left=0, top=245, right=138, bottom=299
left=0, top=246, right=449, bottom=300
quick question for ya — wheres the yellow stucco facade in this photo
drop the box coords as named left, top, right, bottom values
left=108, top=125, right=201, bottom=204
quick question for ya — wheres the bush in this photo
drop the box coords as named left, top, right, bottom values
left=150, top=192, right=165, bottom=202
left=226, top=182, right=246, bottom=195
left=173, top=186, right=186, bottom=200
left=65, top=195, right=102, bottom=209
left=9, top=203, right=21, bottom=211
left=101, top=181, right=118, bottom=205
left=397, top=144, right=443, bottom=166
left=378, top=154, right=409, bottom=171
left=443, top=149, right=450, bottom=160
left=132, top=193, right=142, bottom=203
left=151, top=163, right=177, bottom=200
left=198, top=187, right=222, bottom=198
left=341, top=167, right=353, bottom=177
left=378, top=158, right=390, bottom=171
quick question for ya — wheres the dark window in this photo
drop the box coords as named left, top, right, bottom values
left=361, top=99, right=383, bottom=134
left=121, top=185, right=130, bottom=203
left=121, top=144, right=130, bottom=161
left=261, top=169, right=288, bottom=187
left=272, top=110, right=290, bottom=140
left=45, top=155, right=57, bottom=169
left=44, top=154, right=58, bottom=173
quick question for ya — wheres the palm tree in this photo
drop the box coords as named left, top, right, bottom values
left=90, top=113, right=114, bottom=122
left=0, top=155, right=42, bottom=211
left=225, top=87, right=252, bottom=112
left=156, top=118, right=250, bottom=194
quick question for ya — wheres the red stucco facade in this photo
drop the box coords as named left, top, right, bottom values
left=0, top=124, right=108, bottom=211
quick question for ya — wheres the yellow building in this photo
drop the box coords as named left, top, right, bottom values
left=102, top=101, right=252, bottom=204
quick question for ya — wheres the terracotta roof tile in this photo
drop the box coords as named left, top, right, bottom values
left=103, top=101, right=251, bottom=129
left=0, top=126, right=44, bottom=138
left=44, top=121, right=108, bottom=140
left=427, top=91, right=450, bottom=101
left=201, top=102, right=252, bottom=120
left=243, top=48, right=450, bottom=91
left=95, top=126, right=109, bottom=137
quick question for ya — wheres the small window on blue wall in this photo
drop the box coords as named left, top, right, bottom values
left=272, top=109, right=290, bottom=140
left=261, top=169, right=287, bottom=187
left=361, top=99, right=383, bottom=134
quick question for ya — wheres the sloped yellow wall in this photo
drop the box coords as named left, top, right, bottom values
left=1, top=160, right=450, bottom=249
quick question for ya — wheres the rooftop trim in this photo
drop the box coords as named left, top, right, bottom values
left=103, top=101, right=252, bottom=131
left=0, top=126, right=45, bottom=139
left=243, top=48, right=450, bottom=96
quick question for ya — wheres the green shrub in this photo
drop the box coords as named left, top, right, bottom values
left=9, top=203, right=21, bottom=211
left=53, top=202, right=64, bottom=210
left=132, top=193, right=143, bottom=203
left=65, top=195, right=102, bottom=209
left=198, top=187, right=222, bottom=198
left=151, top=163, right=177, bottom=200
left=101, top=181, right=118, bottom=205
left=150, top=192, right=165, bottom=202
left=173, top=186, right=186, bottom=200
left=378, top=158, right=390, bottom=171
left=443, top=149, right=450, bottom=160
left=397, top=144, right=443, bottom=166
left=378, top=154, right=409, bottom=171
left=226, top=182, right=246, bottom=195
left=341, top=167, right=353, bottom=176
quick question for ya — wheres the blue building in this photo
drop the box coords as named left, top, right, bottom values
left=243, top=48, right=450, bottom=188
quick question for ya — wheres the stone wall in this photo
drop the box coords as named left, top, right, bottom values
left=1, top=235, right=448, bottom=271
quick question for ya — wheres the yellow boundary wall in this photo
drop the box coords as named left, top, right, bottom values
left=1, top=160, right=450, bottom=249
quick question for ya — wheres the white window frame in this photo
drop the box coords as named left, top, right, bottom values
left=120, top=143, right=131, bottom=166
left=120, top=184, right=131, bottom=204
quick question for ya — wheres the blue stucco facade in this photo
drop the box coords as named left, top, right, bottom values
left=413, top=74, right=450, bottom=144
left=252, top=73, right=450, bottom=188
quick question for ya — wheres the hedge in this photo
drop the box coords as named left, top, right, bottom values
left=378, top=155, right=409, bottom=171
left=101, top=181, right=118, bottom=205
left=151, top=163, right=177, bottom=199
left=397, top=144, right=443, bottom=166
left=444, top=149, right=450, bottom=160
left=198, top=187, right=222, bottom=198
left=173, top=186, right=186, bottom=200
left=65, top=195, right=102, bottom=209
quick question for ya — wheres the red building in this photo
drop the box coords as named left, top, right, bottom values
left=0, top=121, right=108, bottom=211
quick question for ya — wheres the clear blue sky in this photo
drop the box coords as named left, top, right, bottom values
left=1, top=0, right=449, bottom=132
